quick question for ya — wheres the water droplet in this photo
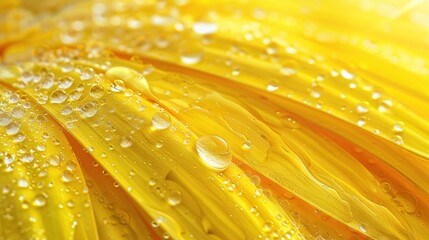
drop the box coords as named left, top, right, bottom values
left=167, top=191, right=182, bottom=206
left=341, top=69, right=354, bottom=79
left=80, top=67, right=95, bottom=80
left=379, top=99, right=393, bottom=112
left=193, top=22, right=218, bottom=35
left=152, top=112, right=171, bottom=129
left=21, top=153, right=34, bottom=163
left=21, top=71, right=34, bottom=82
left=90, top=84, right=105, bottom=98
left=61, top=105, right=73, bottom=115
left=280, top=65, right=296, bottom=76
left=33, top=194, right=47, bottom=207
left=393, top=122, right=404, bottom=133
left=357, top=118, right=366, bottom=127
left=58, top=76, right=74, bottom=89
left=180, top=44, right=203, bottom=65
left=242, top=140, right=252, bottom=150
left=11, top=107, right=25, bottom=118
left=40, top=76, right=54, bottom=89
left=267, top=80, right=279, bottom=92
left=49, top=155, right=60, bottom=166
left=393, top=192, right=418, bottom=214
left=155, top=140, right=164, bottom=148
left=51, top=90, right=67, bottom=103
left=148, top=178, right=157, bottom=186
left=196, top=135, right=232, bottom=170
left=263, top=221, right=273, bottom=232
left=380, top=181, right=391, bottom=193
left=80, top=101, right=98, bottom=118
left=61, top=170, right=74, bottom=182
left=61, top=62, right=74, bottom=72
left=311, top=85, right=323, bottom=98
left=6, top=122, right=20, bottom=135
left=120, top=135, right=133, bottom=148
left=359, top=224, right=367, bottom=233
left=0, top=112, right=13, bottom=126
left=9, top=93, right=20, bottom=103
left=393, top=135, right=403, bottom=145
left=3, top=153, right=15, bottom=164
left=142, top=64, right=154, bottom=75
left=110, top=80, right=125, bottom=92
left=357, top=102, right=370, bottom=114
left=18, top=178, right=29, bottom=188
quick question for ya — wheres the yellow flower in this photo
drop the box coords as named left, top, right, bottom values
left=1, top=0, right=428, bottom=239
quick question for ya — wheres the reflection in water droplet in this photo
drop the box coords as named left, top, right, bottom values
left=196, top=135, right=232, bottom=170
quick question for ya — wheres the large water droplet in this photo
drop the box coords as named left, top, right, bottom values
left=21, top=153, right=34, bottom=163
left=196, top=135, right=232, bottom=170
left=0, top=112, right=13, bottom=126
left=267, top=80, right=279, bottom=92
left=3, top=153, right=15, bottom=165
left=110, top=80, right=125, bottom=92
left=33, top=194, right=47, bottom=207
left=357, top=102, right=370, bottom=114
left=120, top=135, right=133, bottom=148
left=90, top=84, right=105, bottom=98
left=51, top=90, right=68, bottom=103
left=180, top=44, right=203, bottom=65
left=167, top=191, right=182, bottom=206
left=58, top=76, right=74, bottom=89
left=80, top=101, right=98, bottom=118
left=152, top=112, right=171, bottom=129
left=80, top=67, right=95, bottom=80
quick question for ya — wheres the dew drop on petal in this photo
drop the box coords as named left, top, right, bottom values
left=311, top=85, right=323, bottom=98
left=51, top=90, right=68, bottom=103
left=80, top=67, right=95, bottom=80
left=110, top=80, right=125, bottom=92
left=58, top=76, right=74, bottom=89
left=33, top=194, right=47, bottom=207
left=120, top=135, right=133, bottom=148
left=90, top=84, right=105, bottom=98
left=167, top=191, right=182, bottom=206
left=6, top=122, right=20, bottom=135
left=0, top=112, right=13, bottom=126
left=267, top=80, right=279, bottom=92
left=80, top=101, right=98, bottom=118
left=196, top=135, right=232, bottom=170
left=21, top=153, right=34, bottom=163
left=242, top=140, right=252, bottom=150
left=3, top=153, right=15, bottom=165
left=393, top=121, right=404, bottom=133
left=152, top=112, right=171, bottom=129
left=357, top=102, right=370, bottom=114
